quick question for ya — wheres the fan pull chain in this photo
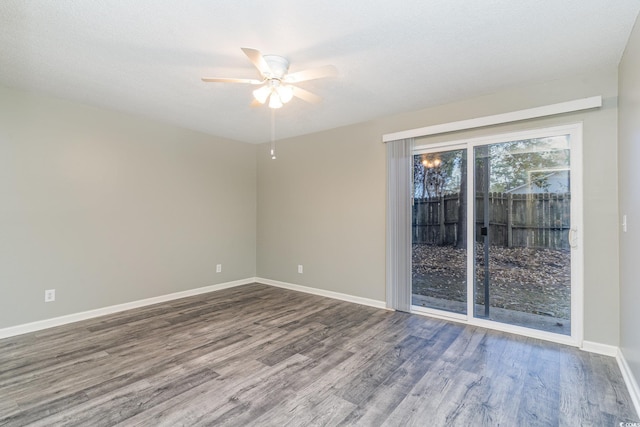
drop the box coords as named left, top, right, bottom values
left=270, top=109, right=276, bottom=160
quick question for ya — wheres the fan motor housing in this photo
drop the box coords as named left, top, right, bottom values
left=263, top=55, right=290, bottom=80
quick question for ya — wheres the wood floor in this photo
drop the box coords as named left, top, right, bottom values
left=0, top=283, right=637, bottom=426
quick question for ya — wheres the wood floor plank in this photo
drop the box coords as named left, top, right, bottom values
left=199, top=349, right=358, bottom=427
left=382, top=358, right=480, bottom=426
left=517, top=344, right=562, bottom=426
left=588, top=352, right=637, bottom=421
left=115, top=359, right=269, bottom=427
left=558, top=348, right=603, bottom=426
left=0, top=283, right=637, bottom=427
left=32, top=367, right=219, bottom=427
left=275, top=393, right=357, bottom=427
left=338, top=337, right=442, bottom=426
left=335, top=335, right=430, bottom=406
left=129, top=354, right=311, bottom=427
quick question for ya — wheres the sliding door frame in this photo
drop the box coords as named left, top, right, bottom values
left=412, top=123, right=584, bottom=347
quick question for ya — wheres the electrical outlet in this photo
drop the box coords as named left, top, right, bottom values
left=298, top=265, right=303, bottom=274
left=216, top=264, right=222, bottom=273
left=622, top=215, right=628, bottom=233
left=44, top=289, right=55, bottom=302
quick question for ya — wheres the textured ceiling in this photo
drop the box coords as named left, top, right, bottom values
left=1, top=1, right=639, bottom=144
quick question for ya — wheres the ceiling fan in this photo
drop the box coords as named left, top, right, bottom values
left=202, top=48, right=337, bottom=109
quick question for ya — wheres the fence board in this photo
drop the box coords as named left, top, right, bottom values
left=413, top=192, right=571, bottom=249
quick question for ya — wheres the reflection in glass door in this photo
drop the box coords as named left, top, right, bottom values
left=473, top=136, right=572, bottom=335
left=411, top=148, right=467, bottom=315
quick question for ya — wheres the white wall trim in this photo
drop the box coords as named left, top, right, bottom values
left=382, top=96, right=602, bottom=142
left=0, top=278, right=255, bottom=339
left=1, top=277, right=386, bottom=340
left=617, top=348, right=640, bottom=419
left=581, top=340, right=619, bottom=357
left=256, top=277, right=387, bottom=310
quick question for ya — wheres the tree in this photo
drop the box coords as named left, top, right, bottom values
left=486, top=138, right=570, bottom=192
left=413, top=150, right=466, bottom=247
left=413, top=151, right=463, bottom=199
left=414, top=137, right=568, bottom=199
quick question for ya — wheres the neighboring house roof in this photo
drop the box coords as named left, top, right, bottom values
left=506, top=170, right=570, bottom=194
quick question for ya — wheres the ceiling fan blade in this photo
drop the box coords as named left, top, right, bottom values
left=284, top=65, right=338, bottom=84
left=292, top=86, right=322, bottom=104
left=241, top=47, right=272, bottom=77
left=201, top=77, right=262, bottom=84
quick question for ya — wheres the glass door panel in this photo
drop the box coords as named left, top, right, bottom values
left=412, top=148, right=467, bottom=314
left=473, top=136, right=572, bottom=335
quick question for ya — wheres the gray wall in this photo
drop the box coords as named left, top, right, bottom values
left=257, top=70, right=620, bottom=346
left=257, top=124, right=387, bottom=301
left=0, top=85, right=257, bottom=329
left=619, top=15, right=640, bottom=392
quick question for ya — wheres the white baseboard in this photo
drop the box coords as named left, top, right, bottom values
left=0, top=278, right=255, bottom=339
left=581, top=340, right=619, bottom=357
left=0, top=277, right=385, bottom=340
left=256, top=277, right=387, bottom=310
left=617, top=348, right=640, bottom=419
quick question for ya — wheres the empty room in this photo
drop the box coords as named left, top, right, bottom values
left=1, top=1, right=640, bottom=426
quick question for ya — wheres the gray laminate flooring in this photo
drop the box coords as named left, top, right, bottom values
left=0, top=283, right=637, bottom=426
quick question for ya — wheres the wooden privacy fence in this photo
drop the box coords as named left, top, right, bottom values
left=412, top=192, right=571, bottom=250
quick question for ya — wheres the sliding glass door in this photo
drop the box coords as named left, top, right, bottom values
left=473, top=136, right=572, bottom=335
left=412, top=125, right=581, bottom=341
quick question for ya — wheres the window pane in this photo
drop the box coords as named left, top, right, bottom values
left=473, top=136, right=571, bottom=335
left=412, top=148, right=467, bottom=315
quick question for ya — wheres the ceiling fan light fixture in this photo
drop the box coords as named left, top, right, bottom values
left=277, top=85, right=294, bottom=104
left=202, top=48, right=334, bottom=111
left=268, top=93, right=283, bottom=109
left=252, top=85, right=271, bottom=104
